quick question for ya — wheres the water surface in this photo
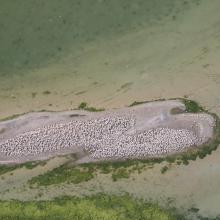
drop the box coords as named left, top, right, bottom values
left=2, top=0, right=219, bottom=118
left=0, top=1, right=220, bottom=219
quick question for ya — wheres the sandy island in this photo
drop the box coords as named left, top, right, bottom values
left=0, top=100, right=215, bottom=164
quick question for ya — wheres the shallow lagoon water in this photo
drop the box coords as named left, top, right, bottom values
left=0, top=0, right=220, bottom=219
left=1, top=0, right=220, bottom=118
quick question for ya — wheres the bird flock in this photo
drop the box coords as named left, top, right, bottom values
left=0, top=115, right=200, bottom=160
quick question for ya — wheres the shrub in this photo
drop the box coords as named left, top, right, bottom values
left=78, top=102, right=105, bottom=112
left=161, top=166, right=169, bottom=174
left=181, top=99, right=205, bottom=113
left=78, top=102, right=88, bottom=109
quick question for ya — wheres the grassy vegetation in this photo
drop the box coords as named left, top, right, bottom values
left=93, top=159, right=150, bottom=180
left=28, top=158, right=164, bottom=186
left=161, top=166, right=169, bottom=174
left=112, top=168, right=130, bottom=181
left=0, top=165, right=17, bottom=176
left=178, top=98, right=205, bottom=113
left=24, top=161, right=47, bottom=169
left=129, top=97, right=205, bottom=113
left=78, top=102, right=105, bottom=112
left=29, top=164, right=94, bottom=186
left=0, top=161, right=46, bottom=176
left=0, top=194, right=184, bottom=220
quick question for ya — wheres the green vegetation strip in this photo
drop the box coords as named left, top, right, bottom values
left=180, top=98, right=205, bottom=113
left=0, top=194, right=184, bottom=220
left=28, top=159, right=159, bottom=186
left=78, top=102, right=105, bottom=112
left=29, top=164, right=94, bottom=186
left=129, top=98, right=205, bottom=113
left=0, top=161, right=46, bottom=176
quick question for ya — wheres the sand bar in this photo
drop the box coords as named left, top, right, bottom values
left=0, top=100, right=215, bottom=164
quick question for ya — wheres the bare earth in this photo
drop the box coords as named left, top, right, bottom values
left=0, top=100, right=215, bottom=164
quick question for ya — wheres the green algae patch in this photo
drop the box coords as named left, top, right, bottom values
left=0, top=194, right=183, bottom=220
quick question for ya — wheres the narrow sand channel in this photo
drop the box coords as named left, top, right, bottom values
left=0, top=100, right=215, bottom=164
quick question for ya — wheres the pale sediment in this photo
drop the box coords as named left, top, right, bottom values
left=0, top=100, right=215, bottom=164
